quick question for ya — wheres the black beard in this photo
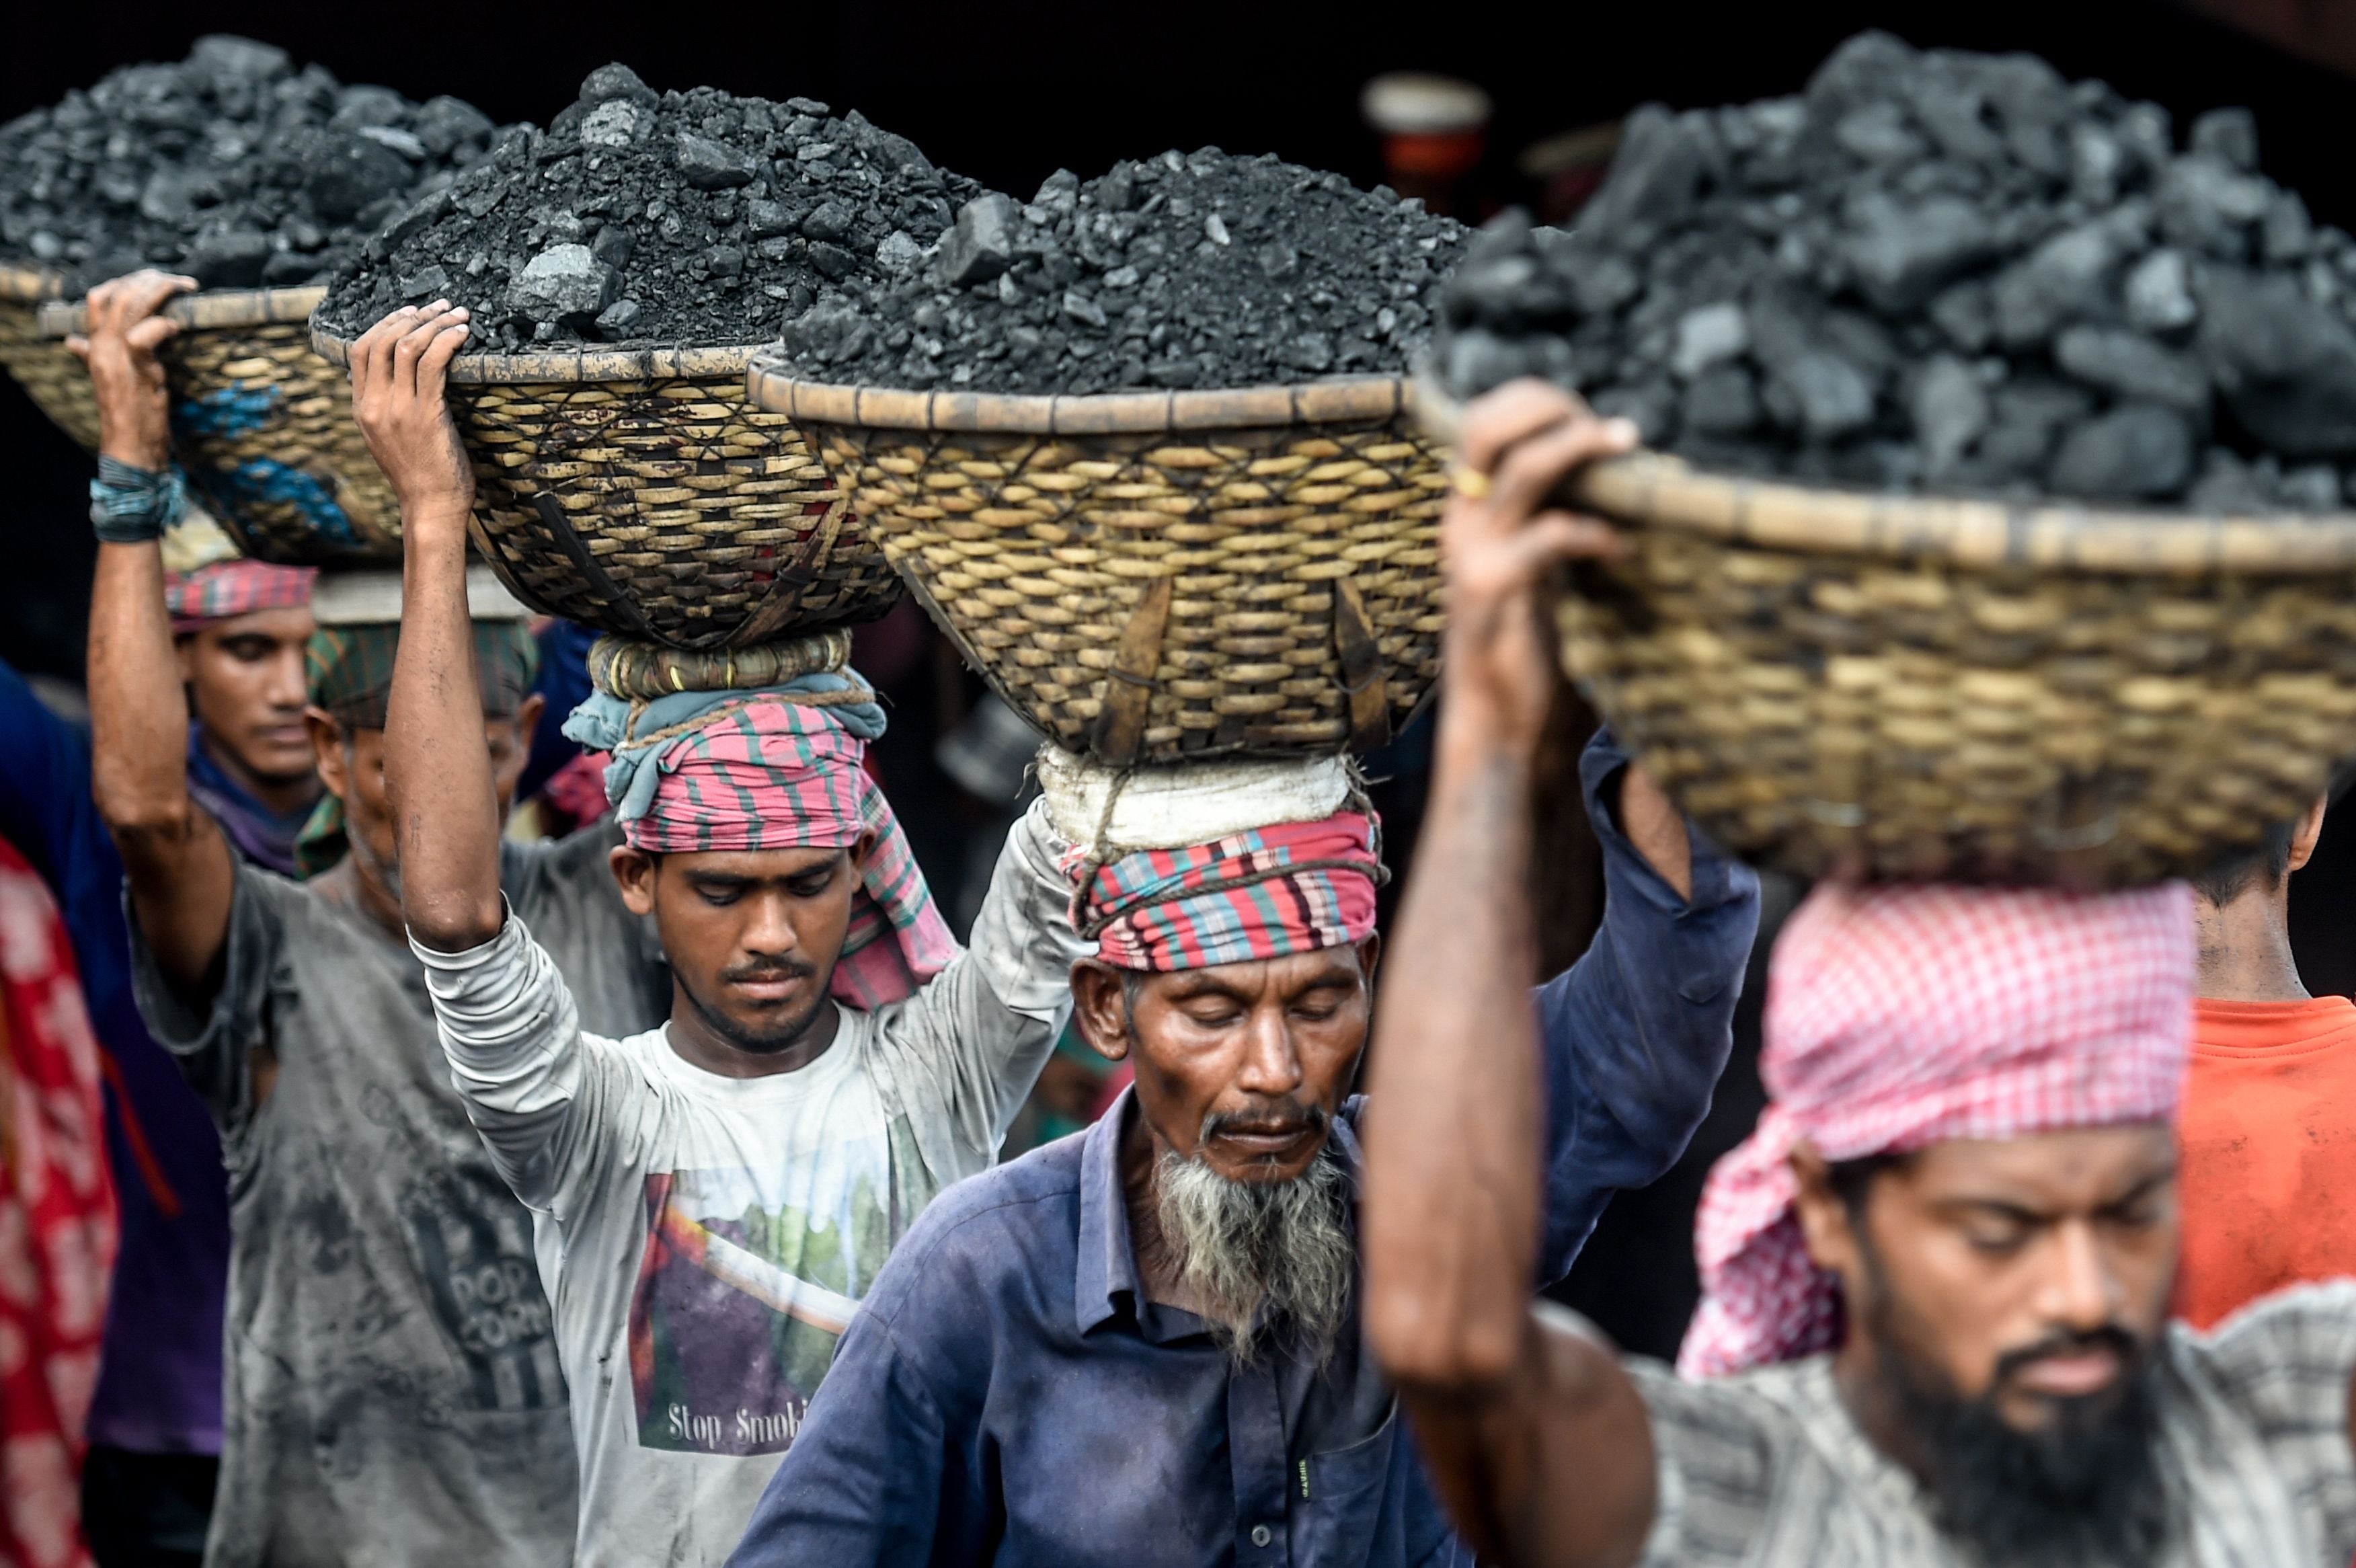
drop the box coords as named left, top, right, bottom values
left=679, top=959, right=831, bottom=1055
left=1869, top=1323, right=2173, bottom=1567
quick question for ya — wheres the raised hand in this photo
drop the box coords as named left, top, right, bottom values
left=1440, top=380, right=1637, bottom=758
left=65, top=269, right=196, bottom=471
left=348, top=301, right=476, bottom=539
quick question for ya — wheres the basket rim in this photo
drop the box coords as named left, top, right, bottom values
left=745, top=352, right=1410, bottom=433
left=309, top=318, right=770, bottom=385
left=0, top=264, right=69, bottom=305
left=1413, top=382, right=2356, bottom=574
left=38, top=284, right=327, bottom=338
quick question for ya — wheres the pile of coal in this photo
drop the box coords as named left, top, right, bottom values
left=315, top=66, right=979, bottom=351
left=775, top=147, right=1466, bottom=393
left=1436, top=32, right=2356, bottom=512
left=0, top=36, right=500, bottom=292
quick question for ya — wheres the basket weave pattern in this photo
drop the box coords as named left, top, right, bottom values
left=1557, top=454, right=2356, bottom=886
left=755, top=366, right=1446, bottom=762
left=40, top=286, right=403, bottom=563
left=0, top=268, right=98, bottom=450
left=313, top=338, right=901, bottom=650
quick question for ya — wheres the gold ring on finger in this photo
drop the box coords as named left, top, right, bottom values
left=1450, top=467, right=1493, bottom=500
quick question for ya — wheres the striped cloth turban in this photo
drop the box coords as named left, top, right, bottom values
left=1678, top=880, right=2195, bottom=1380
left=561, top=678, right=955, bottom=1011
left=1065, top=809, right=1385, bottom=972
left=166, top=559, right=316, bottom=633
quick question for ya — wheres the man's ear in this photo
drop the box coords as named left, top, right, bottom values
left=1070, top=959, right=1133, bottom=1063
left=305, top=707, right=348, bottom=801
left=848, top=828, right=878, bottom=874
left=1789, top=1140, right=1862, bottom=1280
left=609, top=845, right=658, bottom=917
left=2291, top=791, right=2329, bottom=875
left=514, top=691, right=547, bottom=740
left=173, top=632, right=200, bottom=689
left=1353, top=931, right=1382, bottom=988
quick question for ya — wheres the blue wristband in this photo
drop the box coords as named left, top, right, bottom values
left=89, top=456, right=188, bottom=543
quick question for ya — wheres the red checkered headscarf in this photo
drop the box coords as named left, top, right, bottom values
left=1064, top=809, right=1384, bottom=972
left=1677, top=881, right=2193, bottom=1380
left=166, top=559, right=316, bottom=633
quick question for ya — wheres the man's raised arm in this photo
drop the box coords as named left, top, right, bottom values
left=1361, top=381, right=1660, bottom=1568
left=352, top=302, right=503, bottom=953
left=75, top=270, right=237, bottom=996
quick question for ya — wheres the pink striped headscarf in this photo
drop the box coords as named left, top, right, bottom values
left=166, top=559, right=316, bottom=633
left=1064, top=810, right=1384, bottom=972
left=626, top=696, right=955, bottom=1011
left=1677, top=881, right=2194, bottom=1380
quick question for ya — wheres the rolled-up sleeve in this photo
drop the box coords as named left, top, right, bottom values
left=1531, top=729, right=1760, bottom=1283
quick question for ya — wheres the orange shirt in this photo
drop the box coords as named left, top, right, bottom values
left=2177, top=995, right=2356, bottom=1330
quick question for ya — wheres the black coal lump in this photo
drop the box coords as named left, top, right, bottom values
left=769, top=147, right=1468, bottom=394
left=0, top=37, right=502, bottom=292
left=1432, top=30, right=2356, bottom=512
left=315, top=67, right=981, bottom=350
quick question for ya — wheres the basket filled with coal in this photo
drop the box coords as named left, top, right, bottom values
left=752, top=150, right=1464, bottom=762
left=1424, top=32, right=2356, bottom=885
left=3, top=36, right=504, bottom=559
left=0, top=264, right=97, bottom=449
left=311, top=67, right=982, bottom=648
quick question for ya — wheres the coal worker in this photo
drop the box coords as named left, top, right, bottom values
left=364, top=301, right=1093, bottom=1568
left=85, top=279, right=670, bottom=1567
left=42, top=272, right=321, bottom=1566
left=1361, top=380, right=2356, bottom=1568
left=2176, top=793, right=2356, bottom=1330
left=721, top=409, right=1761, bottom=1568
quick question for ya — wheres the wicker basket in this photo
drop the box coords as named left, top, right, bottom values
left=749, top=360, right=1447, bottom=764
left=1422, top=386, right=2356, bottom=884
left=311, top=331, right=900, bottom=650
left=41, top=286, right=403, bottom=564
left=0, top=266, right=100, bottom=450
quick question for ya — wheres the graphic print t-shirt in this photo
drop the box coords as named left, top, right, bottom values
left=415, top=801, right=1087, bottom=1568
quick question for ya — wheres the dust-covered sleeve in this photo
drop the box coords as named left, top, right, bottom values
left=2179, top=1280, right=2356, bottom=1559
left=1622, top=1358, right=1780, bottom=1568
left=124, top=857, right=293, bottom=1148
left=864, top=795, right=1092, bottom=1180
left=410, top=906, right=606, bottom=1214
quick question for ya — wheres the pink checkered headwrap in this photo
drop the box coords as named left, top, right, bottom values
left=166, top=559, right=316, bottom=633
left=1064, top=810, right=1384, bottom=972
left=1677, top=881, right=2194, bottom=1380
left=625, top=696, right=955, bottom=1011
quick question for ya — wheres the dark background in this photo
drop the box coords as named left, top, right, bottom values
left=9, top=0, right=2356, bottom=1355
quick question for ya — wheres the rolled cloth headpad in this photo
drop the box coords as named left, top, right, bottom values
left=1040, top=746, right=1386, bottom=972
left=1677, top=880, right=2195, bottom=1380
left=159, top=507, right=315, bottom=633
left=561, top=632, right=955, bottom=1011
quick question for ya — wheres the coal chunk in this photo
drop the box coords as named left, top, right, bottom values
left=675, top=133, right=756, bottom=190
left=2199, top=266, right=2356, bottom=457
left=2047, top=404, right=2195, bottom=498
left=508, top=244, right=617, bottom=329
left=939, top=194, right=1019, bottom=286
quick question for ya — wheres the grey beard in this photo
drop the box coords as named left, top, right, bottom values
left=1154, top=1142, right=1355, bottom=1367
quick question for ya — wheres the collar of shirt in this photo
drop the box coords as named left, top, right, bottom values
left=1074, top=1085, right=1365, bottom=1343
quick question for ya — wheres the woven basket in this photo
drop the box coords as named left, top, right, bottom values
left=749, top=360, right=1447, bottom=764
left=1421, top=388, right=2356, bottom=884
left=312, top=331, right=900, bottom=650
left=41, top=286, right=403, bottom=564
left=0, top=266, right=100, bottom=449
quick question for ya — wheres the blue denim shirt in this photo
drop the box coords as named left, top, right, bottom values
left=728, top=732, right=1760, bottom=1568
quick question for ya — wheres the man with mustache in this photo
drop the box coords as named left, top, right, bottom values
left=1362, top=379, right=2356, bottom=1568
left=721, top=407, right=1762, bottom=1567
left=367, top=302, right=1093, bottom=1568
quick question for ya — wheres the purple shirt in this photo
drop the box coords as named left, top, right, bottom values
left=0, top=666, right=237, bottom=1454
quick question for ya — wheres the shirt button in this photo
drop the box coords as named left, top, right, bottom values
left=1251, top=1525, right=1272, bottom=1548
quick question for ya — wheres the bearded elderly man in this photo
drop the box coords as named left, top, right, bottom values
left=721, top=410, right=1760, bottom=1568
left=1364, top=379, right=2356, bottom=1568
